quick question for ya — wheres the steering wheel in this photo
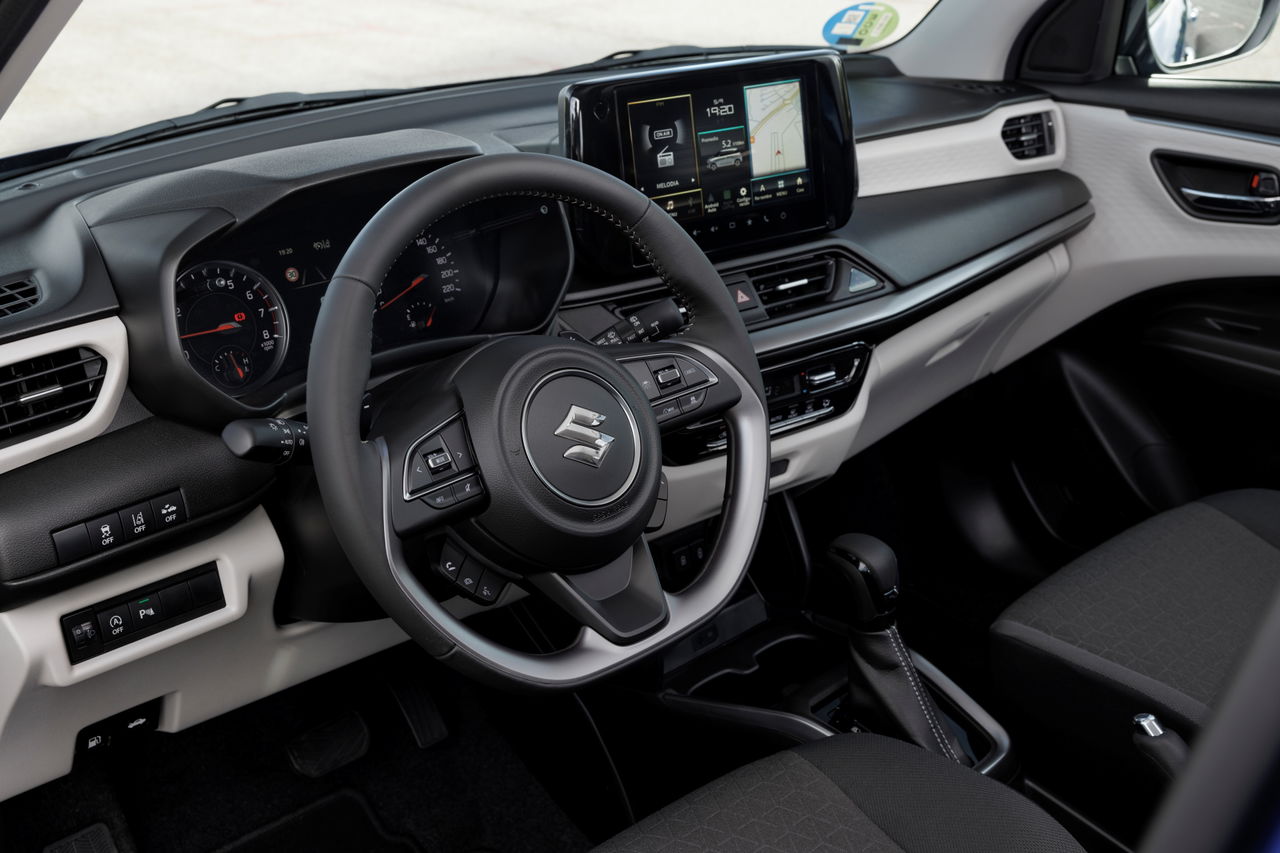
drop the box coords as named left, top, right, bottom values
left=307, top=153, right=769, bottom=689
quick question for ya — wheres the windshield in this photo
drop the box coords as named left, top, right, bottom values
left=0, top=0, right=940, bottom=163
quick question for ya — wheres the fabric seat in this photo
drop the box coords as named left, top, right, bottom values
left=991, top=488, right=1280, bottom=750
left=594, top=733, right=1083, bottom=852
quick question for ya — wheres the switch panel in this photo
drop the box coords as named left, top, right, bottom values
left=49, top=489, right=188, bottom=566
left=60, top=563, right=226, bottom=664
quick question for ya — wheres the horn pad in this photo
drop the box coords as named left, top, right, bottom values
left=449, top=337, right=662, bottom=574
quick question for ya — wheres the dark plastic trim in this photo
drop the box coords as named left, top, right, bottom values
left=1011, top=0, right=1127, bottom=84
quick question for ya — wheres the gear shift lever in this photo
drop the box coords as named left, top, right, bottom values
left=828, top=534, right=901, bottom=631
left=825, top=534, right=971, bottom=765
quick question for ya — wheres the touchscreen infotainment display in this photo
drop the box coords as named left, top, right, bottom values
left=561, top=51, right=856, bottom=266
left=625, top=77, right=812, bottom=222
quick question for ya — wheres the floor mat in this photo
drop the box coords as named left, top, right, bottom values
left=216, top=790, right=414, bottom=853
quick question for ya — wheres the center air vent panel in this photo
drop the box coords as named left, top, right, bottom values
left=750, top=258, right=835, bottom=312
left=0, top=347, right=106, bottom=446
left=1002, top=112, right=1055, bottom=160
left=0, top=277, right=40, bottom=318
left=721, top=250, right=886, bottom=327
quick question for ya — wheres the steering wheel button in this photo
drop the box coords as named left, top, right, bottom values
left=622, top=361, right=660, bottom=399
left=654, top=401, right=681, bottom=423
left=451, top=474, right=484, bottom=503
left=456, top=560, right=484, bottom=595
left=407, top=455, right=434, bottom=494
left=439, top=543, right=466, bottom=581
left=422, top=487, right=457, bottom=510
left=653, top=365, right=683, bottom=390
left=439, top=419, right=475, bottom=472
left=425, top=449, right=452, bottom=472
left=475, top=571, right=505, bottom=604
left=678, top=389, right=707, bottom=413
left=676, top=357, right=713, bottom=387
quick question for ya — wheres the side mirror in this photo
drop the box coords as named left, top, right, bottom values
left=1146, top=0, right=1275, bottom=69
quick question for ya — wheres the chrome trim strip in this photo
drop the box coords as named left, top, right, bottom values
left=17, top=385, right=62, bottom=404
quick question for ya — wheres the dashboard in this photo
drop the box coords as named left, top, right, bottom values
left=0, top=46, right=1097, bottom=803
left=171, top=166, right=571, bottom=399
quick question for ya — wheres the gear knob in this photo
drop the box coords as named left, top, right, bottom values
left=825, top=534, right=901, bottom=631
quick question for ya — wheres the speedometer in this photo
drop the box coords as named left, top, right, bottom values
left=175, top=261, right=288, bottom=393
left=374, top=232, right=487, bottom=345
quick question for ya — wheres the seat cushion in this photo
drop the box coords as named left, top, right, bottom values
left=991, top=489, right=1280, bottom=745
left=593, top=733, right=1082, bottom=853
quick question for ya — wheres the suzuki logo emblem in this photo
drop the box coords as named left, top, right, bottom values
left=554, top=405, right=614, bottom=468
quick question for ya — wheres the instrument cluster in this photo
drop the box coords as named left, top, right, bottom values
left=174, top=166, right=570, bottom=398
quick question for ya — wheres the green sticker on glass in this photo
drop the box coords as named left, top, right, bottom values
left=823, top=3, right=901, bottom=50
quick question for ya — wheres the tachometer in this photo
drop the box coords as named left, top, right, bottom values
left=175, top=261, right=288, bottom=393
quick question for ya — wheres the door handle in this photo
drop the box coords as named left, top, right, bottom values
left=1179, top=187, right=1280, bottom=217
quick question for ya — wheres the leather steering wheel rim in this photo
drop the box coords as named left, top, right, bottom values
left=307, top=152, right=769, bottom=688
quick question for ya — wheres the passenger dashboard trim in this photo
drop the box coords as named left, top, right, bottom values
left=856, top=100, right=1064, bottom=198
left=750, top=202, right=1094, bottom=357
left=0, top=316, right=127, bottom=476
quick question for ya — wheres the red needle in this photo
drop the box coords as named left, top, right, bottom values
left=426, top=306, right=437, bottom=328
left=180, top=321, right=240, bottom=340
left=233, top=360, right=245, bottom=380
left=378, top=275, right=426, bottom=311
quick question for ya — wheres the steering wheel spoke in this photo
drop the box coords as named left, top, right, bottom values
left=611, top=342, right=741, bottom=434
left=529, top=538, right=668, bottom=644
left=364, top=369, right=490, bottom=538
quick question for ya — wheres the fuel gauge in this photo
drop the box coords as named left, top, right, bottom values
left=403, top=297, right=436, bottom=332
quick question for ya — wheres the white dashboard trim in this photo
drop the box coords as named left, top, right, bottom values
left=0, top=316, right=128, bottom=477
left=659, top=244, right=1069, bottom=533
left=0, top=508, right=407, bottom=801
left=996, top=103, right=1280, bottom=371
left=856, top=100, right=1065, bottom=198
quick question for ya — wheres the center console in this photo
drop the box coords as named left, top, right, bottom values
left=559, top=52, right=869, bottom=461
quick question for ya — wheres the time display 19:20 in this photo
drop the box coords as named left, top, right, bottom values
left=625, top=78, right=812, bottom=222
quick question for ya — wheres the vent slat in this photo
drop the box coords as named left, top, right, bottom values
left=1002, top=112, right=1055, bottom=160
left=737, top=257, right=838, bottom=321
left=0, top=347, right=105, bottom=443
left=0, top=278, right=40, bottom=318
left=0, top=374, right=103, bottom=412
left=0, top=353, right=103, bottom=391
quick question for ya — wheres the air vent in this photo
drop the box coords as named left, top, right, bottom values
left=0, top=277, right=40, bottom=318
left=1002, top=112, right=1055, bottom=160
left=746, top=257, right=836, bottom=316
left=0, top=347, right=105, bottom=444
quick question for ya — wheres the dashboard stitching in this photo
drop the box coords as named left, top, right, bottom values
left=373, top=190, right=695, bottom=331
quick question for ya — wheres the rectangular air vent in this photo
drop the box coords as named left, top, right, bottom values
left=0, top=277, right=40, bottom=318
left=747, top=257, right=836, bottom=316
left=0, top=347, right=105, bottom=443
left=1002, top=112, right=1055, bottom=160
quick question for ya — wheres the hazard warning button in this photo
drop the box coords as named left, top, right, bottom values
left=723, top=277, right=767, bottom=324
